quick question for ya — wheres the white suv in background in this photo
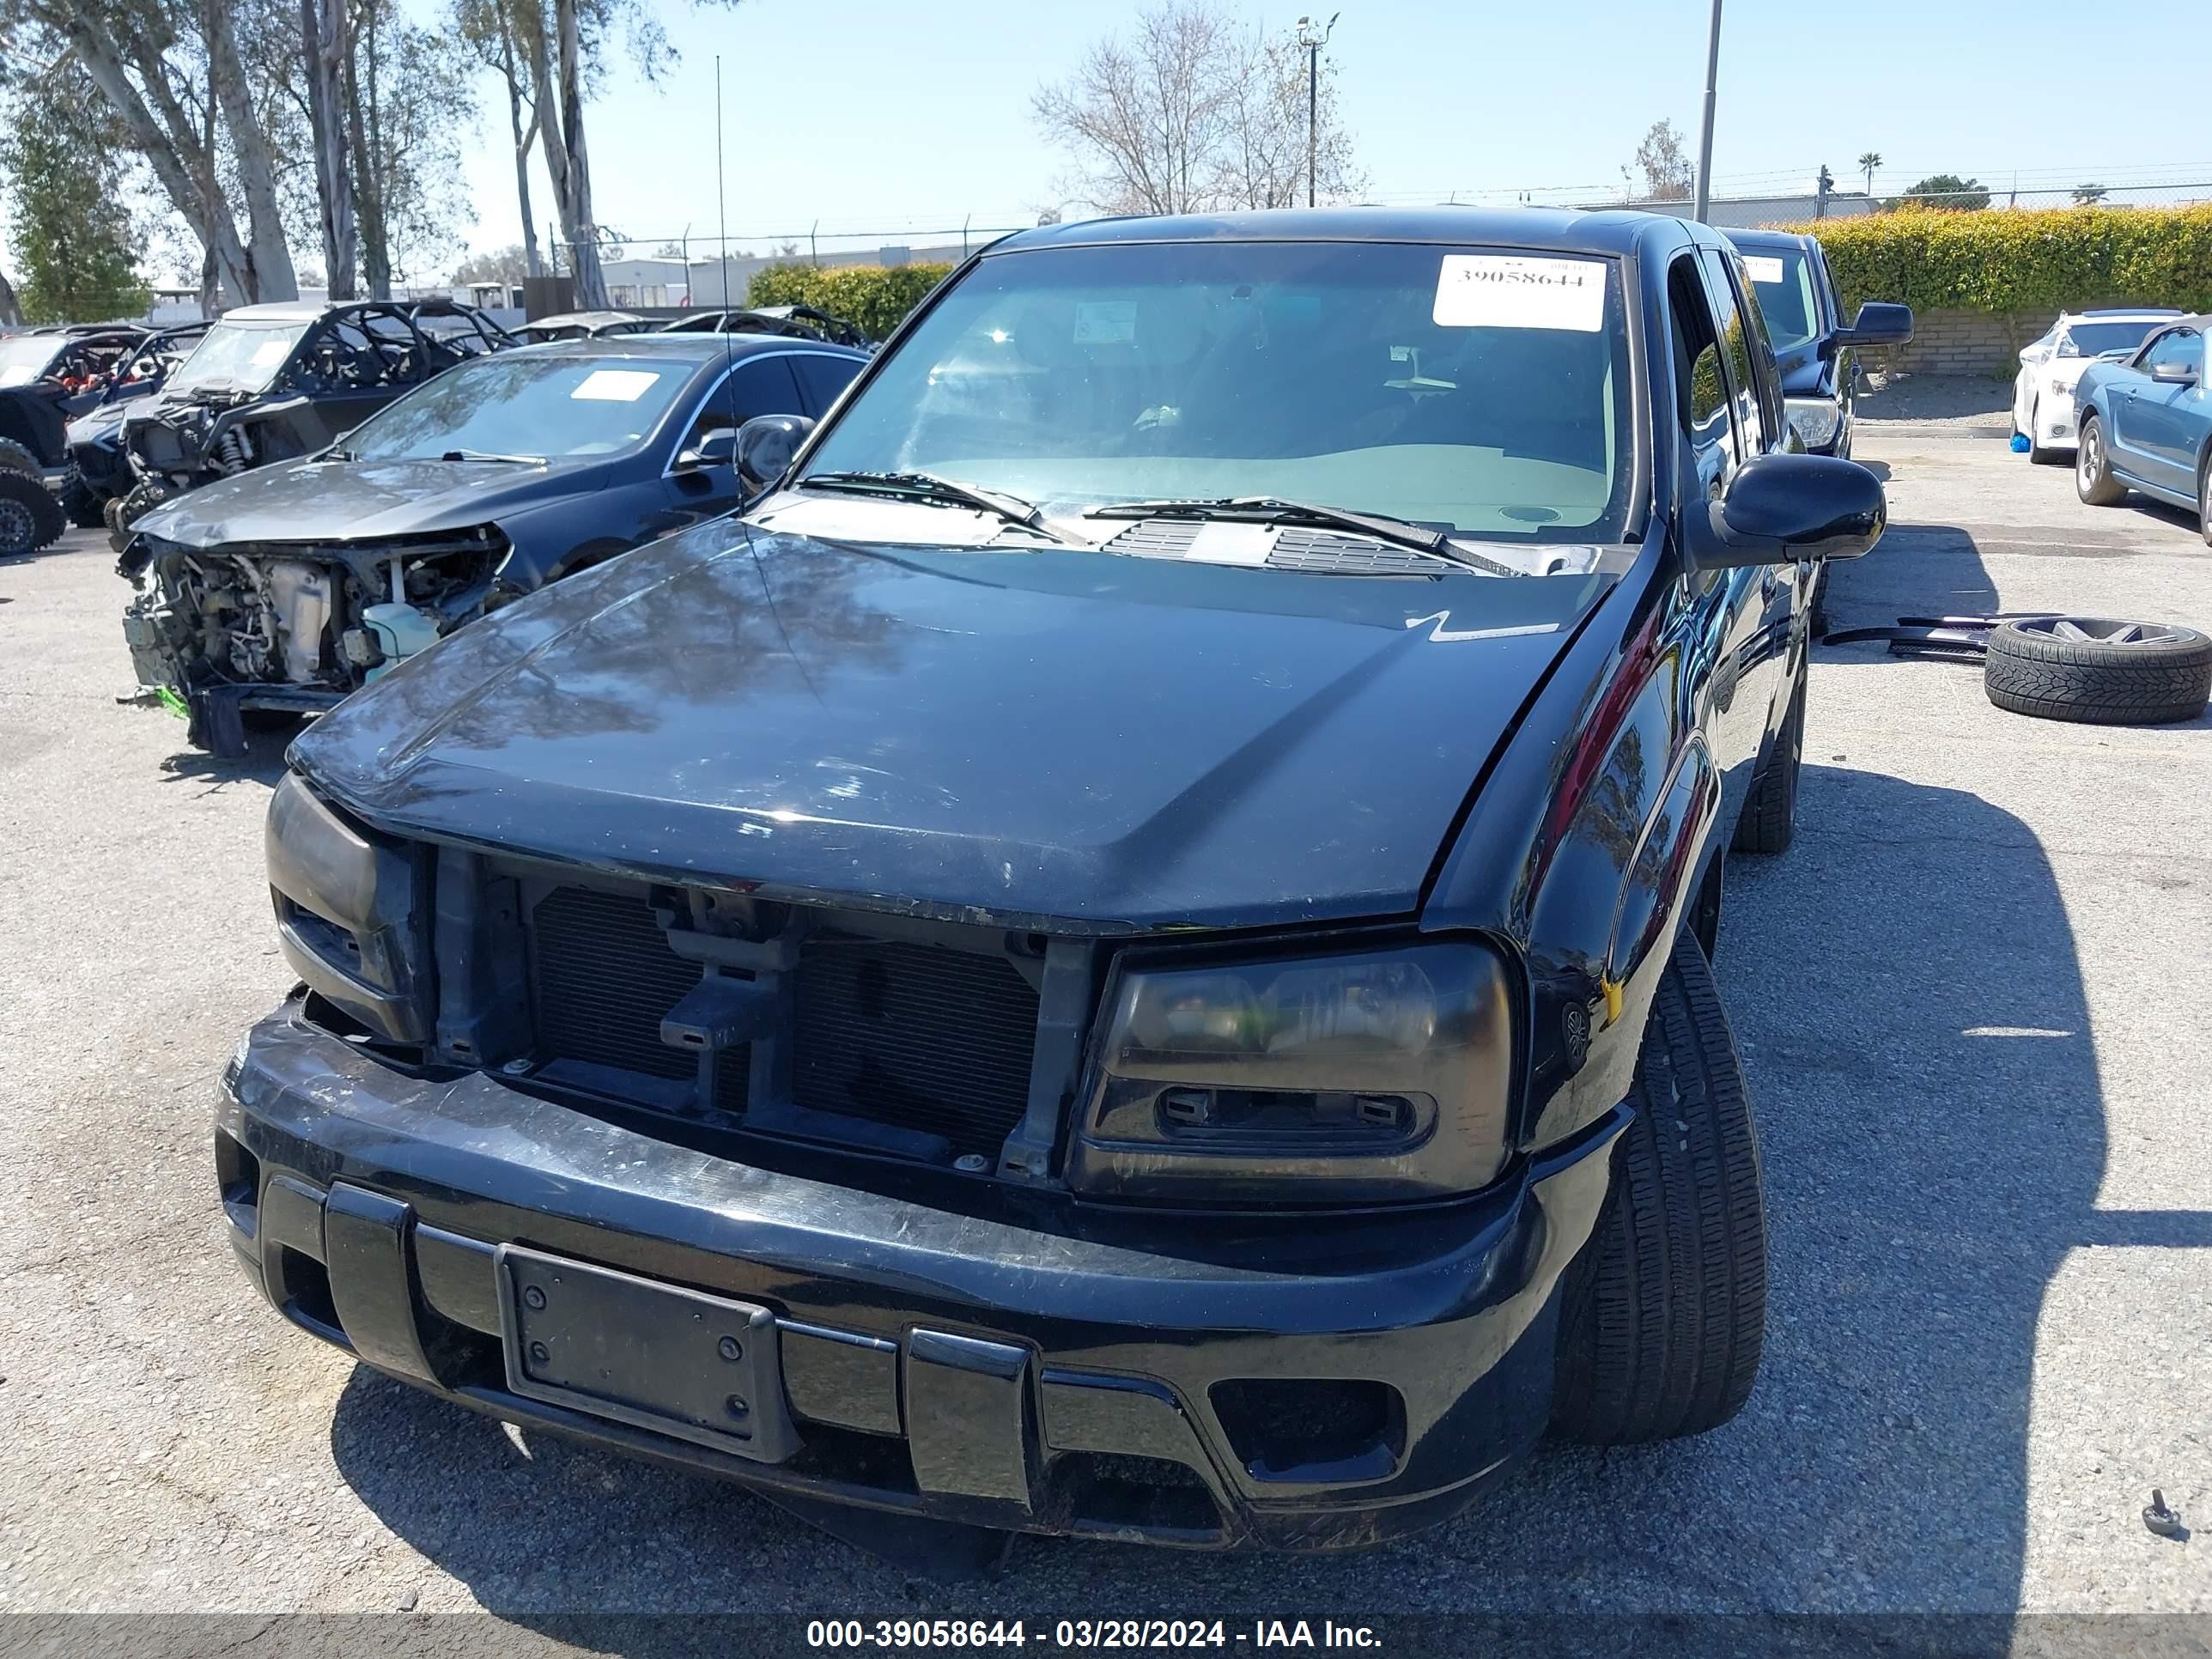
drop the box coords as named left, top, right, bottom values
left=2013, top=309, right=2181, bottom=461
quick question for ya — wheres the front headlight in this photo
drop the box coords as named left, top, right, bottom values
left=1784, top=396, right=1844, bottom=452
left=2049, top=377, right=2077, bottom=398
left=265, top=772, right=430, bottom=1042
left=1065, top=940, right=1516, bottom=1205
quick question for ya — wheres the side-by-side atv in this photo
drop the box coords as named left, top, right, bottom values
left=110, top=299, right=514, bottom=546
left=0, top=323, right=148, bottom=555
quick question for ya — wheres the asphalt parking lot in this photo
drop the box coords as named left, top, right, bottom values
left=2, top=418, right=2208, bottom=1638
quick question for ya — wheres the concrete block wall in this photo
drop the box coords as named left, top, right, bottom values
left=1882, top=309, right=2039, bottom=379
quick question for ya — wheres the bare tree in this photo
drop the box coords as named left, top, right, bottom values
left=1213, top=22, right=1360, bottom=209
left=1032, top=3, right=1359, bottom=216
left=454, top=0, right=544, bottom=279
left=1632, top=118, right=1693, bottom=202
left=301, top=0, right=356, bottom=295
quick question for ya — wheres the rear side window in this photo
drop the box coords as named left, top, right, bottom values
left=685, top=355, right=803, bottom=449
left=791, top=352, right=862, bottom=417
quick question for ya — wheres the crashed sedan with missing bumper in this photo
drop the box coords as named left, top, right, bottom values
left=219, top=208, right=1885, bottom=1551
left=118, top=332, right=863, bottom=754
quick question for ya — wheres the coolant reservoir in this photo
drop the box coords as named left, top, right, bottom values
left=361, top=603, right=441, bottom=679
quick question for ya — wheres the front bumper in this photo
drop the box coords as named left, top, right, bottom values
left=219, top=1006, right=1624, bottom=1551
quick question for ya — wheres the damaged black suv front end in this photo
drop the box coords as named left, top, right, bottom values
left=223, top=770, right=1620, bottom=1548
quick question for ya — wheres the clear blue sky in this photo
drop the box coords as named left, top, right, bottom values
left=453, top=0, right=2209, bottom=263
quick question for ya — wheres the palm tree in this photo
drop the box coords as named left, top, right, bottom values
left=1858, top=152, right=1882, bottom=195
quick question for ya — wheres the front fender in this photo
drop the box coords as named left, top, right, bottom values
left=1422, top=552, right=1726, bottom=1155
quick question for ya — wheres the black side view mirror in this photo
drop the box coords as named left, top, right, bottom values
left=674, top=426, right=738, bottom=471
left=733, top=412, right=815, bottom=495
left=1684, top=453, right=1887, bottom=570
left=2150, top=361, right=2199, bottom=387
left=1834, top=301, right=1915, bottom=350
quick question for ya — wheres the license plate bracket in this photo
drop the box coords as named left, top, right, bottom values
left=494, top=1243, right=799, bottom=1463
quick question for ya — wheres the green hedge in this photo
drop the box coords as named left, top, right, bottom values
left=1784, top=204, right=2212, bottom=319
left=745, top=261, right=957, bottom=342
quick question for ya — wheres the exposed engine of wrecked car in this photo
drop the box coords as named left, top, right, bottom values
left=119, top=528, right=505, bottom=703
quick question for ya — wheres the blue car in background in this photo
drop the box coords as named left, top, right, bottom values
left=2075, top=314, right=2212, bottom=543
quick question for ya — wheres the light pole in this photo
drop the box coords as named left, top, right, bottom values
left=1692, top=0, right=1723, bottom=222
left=1296, top=12, right=1339, bottom=209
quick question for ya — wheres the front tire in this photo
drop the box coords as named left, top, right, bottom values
left=2197, top=459, right=2211, bottom=549
left=2027, top=400, right=2060, bottom=465
left=0, top=467, right=65, bottom=556
left=1552, top=931, right=1766, bottom=1445
left=2076, top=414, right=2126, bottom=505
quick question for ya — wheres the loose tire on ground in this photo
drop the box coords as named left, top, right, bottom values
left=0, top=436, right=41, bottom=477
left=1732, top=669, right=1803, bottom=855
left=2075, top=414, right=2127, bottom=506
left=1552, top=931, right=1766, bottom=1445
left=0, top=467, right=66, bottom=556
left=1984, top=617, right=2212, bottom=726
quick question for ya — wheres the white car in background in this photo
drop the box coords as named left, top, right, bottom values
left=2013, top=309, right=2181, bottom=461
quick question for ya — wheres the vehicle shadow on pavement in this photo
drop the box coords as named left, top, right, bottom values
left=324, top=755, right=2156, bottom=1624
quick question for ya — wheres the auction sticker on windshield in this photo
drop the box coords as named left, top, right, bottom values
left=1433, top=254, right=1605, bottom=332
left=1073, top=301, right=1137, bottom=346
left=572, top=368, right=662, bottom=402
left=1742, top=255, right=1786, bottom=284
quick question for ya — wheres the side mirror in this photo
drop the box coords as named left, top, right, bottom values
left=673, top=426, right=738, bottom=471
left=733, top=412, right=814, bottom=495
left=2150, top=361, right=2199, bottom=387
left=1835, top=301, right=1914, bottom=349
left=1684, top=453, right=1887, bottom=569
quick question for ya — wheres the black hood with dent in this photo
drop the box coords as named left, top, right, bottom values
left=132, top=455, right=609, bottom=548
left=293, top=520, right=1607, bottom=932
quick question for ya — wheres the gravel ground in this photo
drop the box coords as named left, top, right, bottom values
left=2, top=434, right=2208, bottom=1642
left=1856, top=370, right=2015, bottom=431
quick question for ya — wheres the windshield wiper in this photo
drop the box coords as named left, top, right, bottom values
left=441, top=448, right=544, bottom=465
left=801, top=470, right=1079, bottom=545
left=1088, top=495, right=1519, bottom=575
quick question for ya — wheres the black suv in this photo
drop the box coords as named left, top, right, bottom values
left=218, top=209, right=1884, bottom=1551
left=1723, top=228, right=1911, bottom=459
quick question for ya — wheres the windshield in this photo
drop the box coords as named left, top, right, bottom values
left=799, top=240, right=1634, bottom=544
left=168, top=321, right=312, bottom=393
left=343, top=351, right=691, bottom=461
left=2064, top=320, right=2166, bottom=358
left=1737, top=249, right=1820, bottom=352
left=0, top=334, right=64, bottom=388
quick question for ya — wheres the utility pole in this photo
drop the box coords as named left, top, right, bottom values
left=1296, top=13, right=1340, bottom=208
left=1692, top=0, right=1723, bottom=222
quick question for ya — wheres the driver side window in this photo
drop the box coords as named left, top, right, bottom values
left=2142, top=330, right=2203, bottom=374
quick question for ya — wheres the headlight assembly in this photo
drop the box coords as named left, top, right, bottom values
left=1066, top=940, right=1516, bottom=1205
left=1784, top=396, right=1844, bottom=453
left=264, top=771, right=429, bottom=1042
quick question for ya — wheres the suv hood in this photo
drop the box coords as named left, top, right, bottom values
left=134, top=455, right=605, bottom=548
left=295, top=520, right=1607, bottom=931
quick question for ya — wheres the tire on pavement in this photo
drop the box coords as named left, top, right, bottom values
left=2027, top=401, right=2062, bottom=465
left=1552, top=929, right=1766, bottom=1445
left=1732, top=668, right=1803, bottom=855
left=1984, top=617, right=2212, bottom=726
left=2075, top=414, right=2127, bottom=506
left=0, top=467, right=66, bottom=556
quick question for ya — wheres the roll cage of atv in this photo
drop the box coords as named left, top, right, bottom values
left=0, top=324, right=149, bottom=472
left=115, top=299, right=515, bottom=532
left=659, top=304, right=874, bottom=349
